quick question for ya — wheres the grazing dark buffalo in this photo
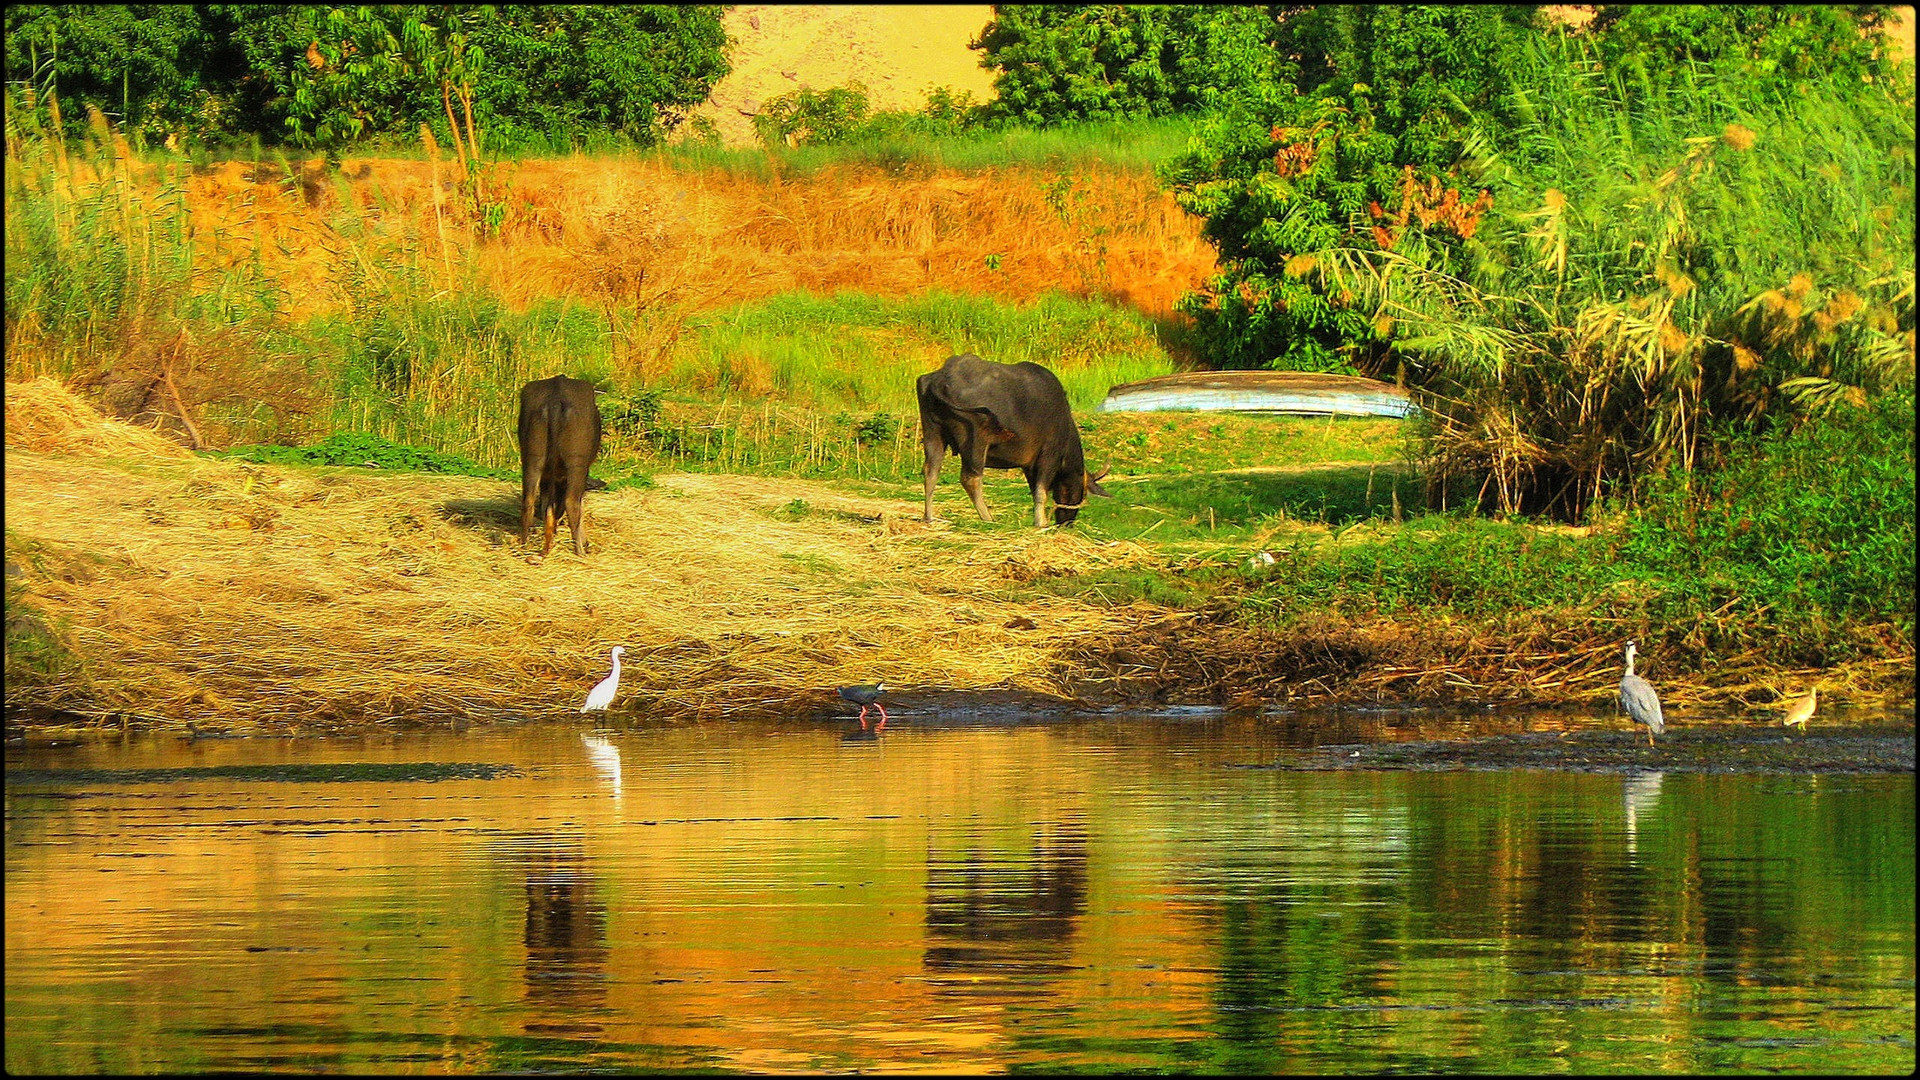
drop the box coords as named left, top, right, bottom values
left=517, top=375, right=603, bottom=556
left=917, top=353, right=1110, bottom=527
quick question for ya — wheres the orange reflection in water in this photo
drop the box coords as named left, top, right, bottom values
left=5, top=716, right=1914, bottom=1073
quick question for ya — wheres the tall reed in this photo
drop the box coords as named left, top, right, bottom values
left=1308, top=34, right=1916, bottom=518
left=4, top=104, right=315, bottom=446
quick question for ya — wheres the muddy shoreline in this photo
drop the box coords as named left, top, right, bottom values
left=1272, top=725, right=1916, bottom=775
left=9, top=695, right=1912, bottom=777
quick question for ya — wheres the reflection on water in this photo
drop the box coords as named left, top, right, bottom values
left=925, top=816, right=1088, bottom=994
left=581, top=732, right=622, bottom=799
left=5, top=717, right=1914, bottom=1073
left=1623, top=770, right=1664, bottom=859
left=518, top=837, right=610, bottom=1040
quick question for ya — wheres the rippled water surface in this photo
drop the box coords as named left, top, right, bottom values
left=6, top=715, right=1914, bottom=1073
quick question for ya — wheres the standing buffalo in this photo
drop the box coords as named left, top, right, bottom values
left=517, top=375, right=603, bottom=556
left=917, top=353, right=1110, bottom=527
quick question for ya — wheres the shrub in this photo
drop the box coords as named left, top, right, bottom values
left=1622, top=389, right=1917, bottom=636
left=1161, top=5, right=1537, bottom=372
left=972, top=5, right=1283, bottom=126
left=214, top=431, right=505, bottom=478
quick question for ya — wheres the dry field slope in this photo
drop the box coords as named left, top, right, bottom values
left=688, top=5, right=999, bottom=148
left=162, top=148, right=1213, bottom=333
left=4, top=380, right=1178, bottom=729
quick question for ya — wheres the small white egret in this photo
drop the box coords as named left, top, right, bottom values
left=581, top=646, right=624, bottom=713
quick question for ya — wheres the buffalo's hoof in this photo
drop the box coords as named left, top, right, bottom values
left=525, top=554, right=545, bottom=566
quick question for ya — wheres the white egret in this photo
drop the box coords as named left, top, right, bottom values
left=581, top=647, right=624, bottom=713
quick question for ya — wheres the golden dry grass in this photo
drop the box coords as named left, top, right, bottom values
left=5, top=377, right=193, bottom=460
left=687, top=4, right=1000, bottom=148
left=4, top=380, right=1169, bottom=729
left=166, top=154, right=1213, bottom=322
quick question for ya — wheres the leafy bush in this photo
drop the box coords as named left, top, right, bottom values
left=602, top=387, right=682, bottom=453
left=1319, top=33, right=1913, bottom=518
left=1591, top=3, right=1901, bottom=89
left=602, top=387, right=666, bottom=438
left=213, top=431, right=506, bottom=478
left=852, top=412, right=898, bottom=446
left=1622, top=389, right=1916, bottom=635
left=753, top=81, right=873, bottom=147
left=753, top=83, right=988, bottom=149
left=1160, top=5, right=1537, bottom=372
left=1163, top=6, right=1914, bottom=517
left=972, top=5, right=1283, bottom=126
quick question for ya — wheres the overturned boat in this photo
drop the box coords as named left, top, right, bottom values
left=1100, top=370, right=1417, bottom=419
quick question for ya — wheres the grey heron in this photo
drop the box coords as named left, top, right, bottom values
left=1618, top=639, right=1665, bottom=748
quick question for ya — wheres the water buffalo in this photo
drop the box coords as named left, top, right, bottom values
left=517, top=375, right=603, bottom=556
left=917, top=353, right=1110, bottom=527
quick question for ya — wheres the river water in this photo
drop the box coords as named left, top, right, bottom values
left=6, top=712, right=1914, bottom=1073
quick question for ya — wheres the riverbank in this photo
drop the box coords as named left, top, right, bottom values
left=6, top=382, right=1911, bottom=735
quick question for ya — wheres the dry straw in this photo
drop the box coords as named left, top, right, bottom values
left=5, top=379, right=1167, bottom=730
left=154, top=155, right=1214, bottom=321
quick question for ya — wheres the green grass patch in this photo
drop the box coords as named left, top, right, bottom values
left=665, top=289, right=1176, bottom=416
left=211, top=431, right=510, bottom=479
left=777, top=551, right=844, bottom=576
left=1039, top=392, right=1915, bottom=672
left=649, top=116, right=1199, bottom=179
left=601, top=473, right=656, bottom=493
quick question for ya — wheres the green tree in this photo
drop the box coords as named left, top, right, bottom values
left=1161, top=5, right=1536, bottom=372
left=1591, top=4, right=1900, bottom=87
left=7, top=4, right=731, bottom=154
left=972, top=5, right=1283, bottom=126
left=3, top=4, right=215, bottom=143
left=464, top=5, right=729, bottom=148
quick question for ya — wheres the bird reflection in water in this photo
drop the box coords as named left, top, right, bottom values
left=923, top=816, right=1089, bottom=1000
left=517, top=838, right=611, bottom=1040
left=581, top=731, right=622, bottom=798
left=1623, top=770, right=1665, bottom=860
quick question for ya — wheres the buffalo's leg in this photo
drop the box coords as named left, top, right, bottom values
left=564, top=460, right=591, bottom=556
left=1031, top=480, right=1049, bottom=528
left=520, top=480, right=539, bottom=550
left=541, top=480, right=558, bottom=556
left=922, top=438, right=944, bottom=523
left=961, top=471, right=993, bottom=521
left=520, top=434, right=546, bottom=550
left=960, top=437, right=994, bottom=521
